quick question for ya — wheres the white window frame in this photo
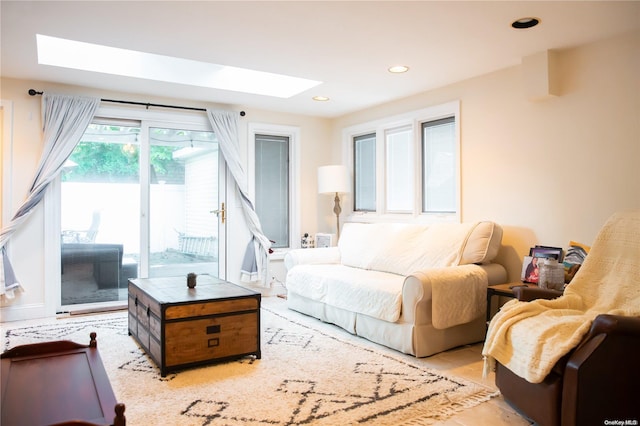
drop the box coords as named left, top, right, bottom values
left=343, top=100, right=460, bottom=224
left=247, top=122, right=300, bottom=259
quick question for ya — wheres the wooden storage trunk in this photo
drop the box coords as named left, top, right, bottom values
left=128, top=276, right=261, bottom=376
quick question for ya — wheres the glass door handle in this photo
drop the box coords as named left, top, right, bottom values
left=210, top=202, right=226, bottom=224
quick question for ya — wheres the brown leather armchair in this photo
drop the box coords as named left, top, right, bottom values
left=495, top=286, right=640, bottom=426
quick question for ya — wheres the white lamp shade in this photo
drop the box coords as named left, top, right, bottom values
left=318, top=165, right=350, bottom=194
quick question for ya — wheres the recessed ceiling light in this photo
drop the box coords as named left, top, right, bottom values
left=511, top=17, right=540, bottom=29
left=313, top=96, right=330, bottom=102
left=388, top=65, right=409, bottom=74
left=36, top=34, right=322, bottom=98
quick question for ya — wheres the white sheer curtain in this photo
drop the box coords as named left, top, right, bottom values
left=0, top=94, right=100, bottom=298
left=206, top=109, right=271, bottom=285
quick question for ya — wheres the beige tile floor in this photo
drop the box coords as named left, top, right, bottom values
left=425, top=343, right=532, bottom=425
left=261, top=296, right=533, bottom=426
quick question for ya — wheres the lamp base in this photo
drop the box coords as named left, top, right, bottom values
left=333, top=192, right=342, bottom=239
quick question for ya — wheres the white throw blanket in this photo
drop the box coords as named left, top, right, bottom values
left=482, top=210, right=640, bottom=383
left=287, top=221, right=487, bottom=326
left=286, top=264, right=406, bottom=322
left=287, top=264, right=488, bottom=328
left=419, top=265, right=488, bottom=329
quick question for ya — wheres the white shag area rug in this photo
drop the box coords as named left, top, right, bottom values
left=2, top=298, right=497, bottom=425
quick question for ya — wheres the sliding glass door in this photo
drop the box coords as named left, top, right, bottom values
left=60, top=119, right=224, bottom=308
left=147, top=126, right=221, bottom=278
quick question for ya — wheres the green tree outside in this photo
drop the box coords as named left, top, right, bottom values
left=63, top=141, right=185, bottom=184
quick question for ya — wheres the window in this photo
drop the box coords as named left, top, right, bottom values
left=353, top=133, right=376, bottom=211
left=422, top=117, right=456, bottom=213
left=346, top=101, right=460, bottom=222
left=255, top=134, right=289, bottom=249
left=249, top=123, right=300, bottom=252
left=385, top=126, right=413, bottom=212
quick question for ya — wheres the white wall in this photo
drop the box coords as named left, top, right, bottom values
left=0, top=78, right=332, bottom=320
left=1, top=30, right=639, bottom=320
left=330, top=30, right=640, bottom=280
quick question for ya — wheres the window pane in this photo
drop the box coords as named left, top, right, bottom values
left=255, top=134, right=289, bottom=248
left=61, top=124, right=140, bottom=305
left=422, top=117, right=456, bottom=213
left=385, top=127, right=413, bottom=212
left=149, top=128, right=219, bottom=277
left=354, top=133, right=376, bottom=211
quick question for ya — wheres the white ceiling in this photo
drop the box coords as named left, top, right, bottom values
left=2, top=1, right=639, bottom=118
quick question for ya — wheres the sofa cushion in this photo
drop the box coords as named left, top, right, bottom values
left=286, top=263, right=405, bottom=322
left=338, top=221, right=502, bottom=274
left=338, top=221, right=502, bottom=276
left=371, top=222, right=479, bottom=275
left=337, top=222, right=399, bottom=270
left=460, top=221, right=503, bottom=264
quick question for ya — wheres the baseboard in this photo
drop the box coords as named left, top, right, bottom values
left=67, top=301, right=127, bottom=316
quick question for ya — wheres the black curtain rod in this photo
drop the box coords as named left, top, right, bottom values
left=28, top=89, right=246, bottom=116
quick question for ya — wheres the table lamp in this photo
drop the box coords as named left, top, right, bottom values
left=318, top=165, right=350, bottom=239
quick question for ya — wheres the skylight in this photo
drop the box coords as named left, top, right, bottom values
left=36, top=34, right=322, bottom=98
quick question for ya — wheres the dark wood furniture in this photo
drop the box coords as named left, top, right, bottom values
left=128, top=276, right=261, bottom=377
left=493, top=211, right=640, bottom=425
left=495, top=293, right=640, bottom=426
left=1, top=332, right=125, bottom=426
left=486, top=282, right=531, bottom=322
left=486, top=282, right=563, bottom=323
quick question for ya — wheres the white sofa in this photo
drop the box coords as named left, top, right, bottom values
left=284, top=221, right=507, bottom=357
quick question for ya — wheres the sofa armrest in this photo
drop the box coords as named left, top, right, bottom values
left=587, top=313, right=640, bottom=337
left=574, top=314, right=640, bottom=352
left=403, top=265, right=488, bottom=326
left=512, top=286, right=563, bottom=302
left=284, top=247, right=341, bottom=271
left=402, top=272, right=432, bottom=325
left=562, top=314, right=640, bottom=425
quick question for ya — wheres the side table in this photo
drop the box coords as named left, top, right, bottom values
left=486, top=282, right=536, bottom=323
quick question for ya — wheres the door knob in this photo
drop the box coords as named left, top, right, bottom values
left=210, top=202, right=226, bottom=224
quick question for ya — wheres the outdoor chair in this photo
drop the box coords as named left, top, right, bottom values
left=62, top=210, right=101, bottom=243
